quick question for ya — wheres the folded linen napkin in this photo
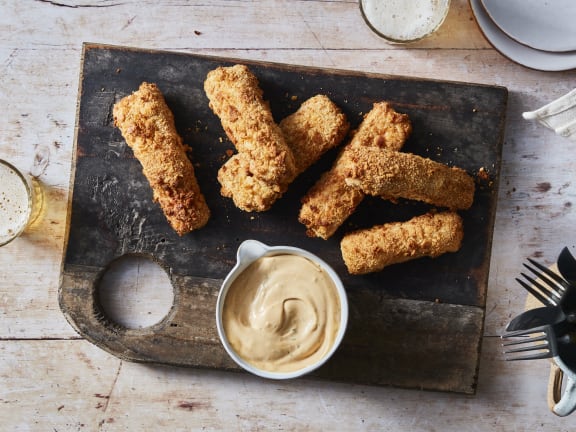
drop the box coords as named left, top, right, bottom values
left=523, top=89, right=576, bottom=141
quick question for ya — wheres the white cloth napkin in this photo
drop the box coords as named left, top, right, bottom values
left=523, top=89, right=576, bottom=141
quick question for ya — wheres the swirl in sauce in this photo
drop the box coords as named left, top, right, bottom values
left=223, top=254, right=341, bottom=373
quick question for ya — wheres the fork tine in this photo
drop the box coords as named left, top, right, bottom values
left=515, top=257, right=571, bottom=307
left=505, top=351, right=553, bottom=361
left=502, top=334, right=548, bottom=346
left=526, top=258, right=569, bottom=292
left=501, top=324, right=549, bottom=337
left=502, top=332, right=552, bottom=361
left=522, top=264, right=562, bottom=296
left=505, top=344, right=547, bottom=354
left=522, top=272, right=562, bottom=304
left=520, top=266, right=562, bottom=301
left=515, top=277, right=556, bottom=307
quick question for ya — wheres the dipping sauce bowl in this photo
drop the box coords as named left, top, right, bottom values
left=216, top=240, right=348, bottom=379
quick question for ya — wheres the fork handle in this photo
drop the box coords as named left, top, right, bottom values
left=548, top=362, right=576, bottom=416
left=547, top=363, right=563, bottom=411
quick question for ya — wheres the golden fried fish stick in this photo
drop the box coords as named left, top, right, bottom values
left=297, top=159, right=363, bottom=240
left=280, top=95, right=349, bottom=175
left=204, top=65, right=296, bottom=188
left=339, top=102, right=412, bottom=152
left=113, top=82, right=210, bottom=235
left=218, top=153, right=281, bottom=212
left=340, top=211, right=463, bottom=274
left=217, top=95, right=349, bottom=212
left=342, top=147, right=475, bottom=210
left=299, top=102, right=412, bottom=239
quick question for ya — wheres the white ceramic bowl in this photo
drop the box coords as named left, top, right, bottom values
left=216, top=240, right=348, bottom=380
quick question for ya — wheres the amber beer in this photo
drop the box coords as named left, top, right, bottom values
left=0, top=160, right=34, bottom=246
left=360, top=0, right=450, bottom=43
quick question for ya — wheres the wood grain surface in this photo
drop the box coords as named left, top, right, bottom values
left=2, top=1, right=576, bottom=430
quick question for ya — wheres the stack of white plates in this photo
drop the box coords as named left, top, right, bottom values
left=470, top=0, right=576, bottom=71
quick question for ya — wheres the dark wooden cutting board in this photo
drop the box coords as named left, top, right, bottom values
left=60, top=43, right=507, bottom=394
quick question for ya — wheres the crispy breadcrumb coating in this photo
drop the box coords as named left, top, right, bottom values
left=218, top=153, right=281, bottom=211
left=204, top=65, right=296, bottom=191
left=280, top=95, right=349, bottom=175
left=113, top=82, right=210, bottom=235
left=217, top=94, right=349, bottom=211
left=342, top=147, right=475, bottom=210
left=298, top=102, right=412, bottom=239
left=340, top=211, right=463, bottom=274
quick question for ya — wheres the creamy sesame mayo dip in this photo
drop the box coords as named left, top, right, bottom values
left=222, top=254, right=342, bottom=373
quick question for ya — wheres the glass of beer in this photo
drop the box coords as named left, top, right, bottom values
left=0, top=159, right=41, bottom=246
left=360, top=0, right=451, bottom=44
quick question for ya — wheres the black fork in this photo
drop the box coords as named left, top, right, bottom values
left=516, top=258, right=570, bottom=307
left=502, top=325, right=559, bottom=361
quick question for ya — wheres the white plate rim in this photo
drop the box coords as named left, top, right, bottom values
left=469, top=0, right=576, bottom=72
left=480, top=0, right=576, bottom=53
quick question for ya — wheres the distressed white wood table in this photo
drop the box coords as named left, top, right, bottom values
left=1, top=1, right=575, bottom=430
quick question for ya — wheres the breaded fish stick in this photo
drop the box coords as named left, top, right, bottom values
left=299, top=102, right=412, bottom=239
left=113, top=82, right=210, bottom=235
left=218, top=153, right=280, bottom=212
left=280, top=94, right=349, bottom=175
left=217, top=95, right=349, bottom=212
left=340, top=211, right=463, bottom=274
left=204, top=64, right=296, bottom=190
left=342, top=147, right=475, bottom=210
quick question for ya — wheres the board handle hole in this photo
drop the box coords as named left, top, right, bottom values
left=96, top=254, right=174, bottom=330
